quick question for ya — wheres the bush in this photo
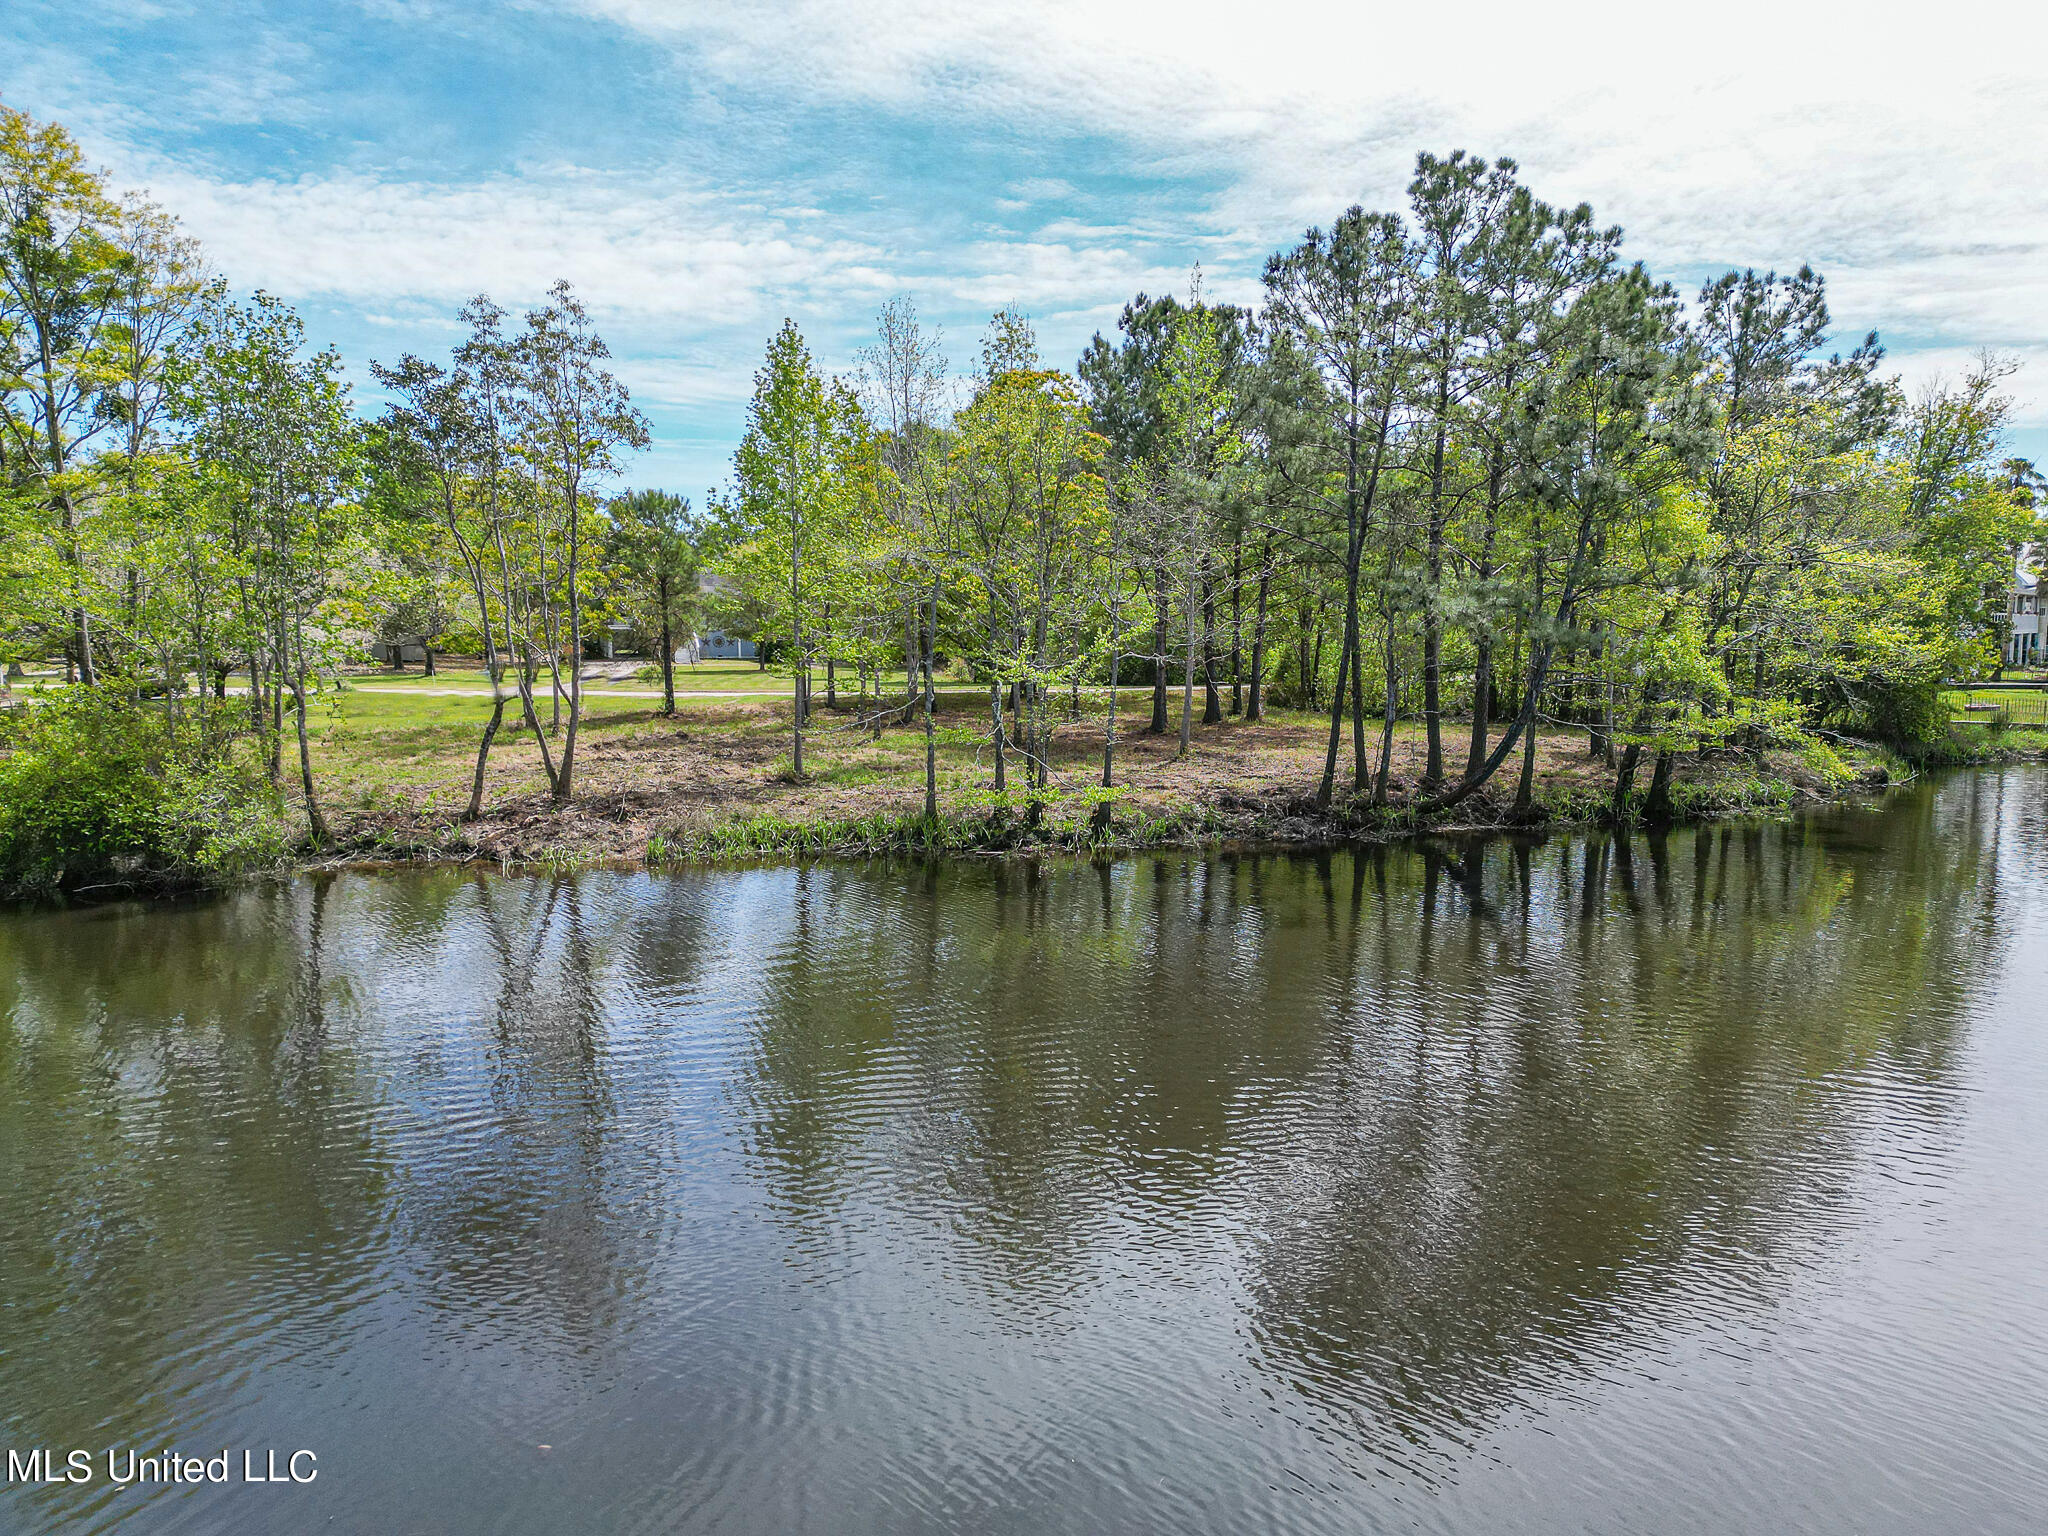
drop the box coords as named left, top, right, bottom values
left=1853, top=673, right=1952, bottom=746
left=0, top=689, right=288, bottom=897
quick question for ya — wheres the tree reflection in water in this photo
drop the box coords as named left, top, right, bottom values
left=0, top=770, right=2035, bottom=1535
left=726, top=786, right=1995, bottom=1474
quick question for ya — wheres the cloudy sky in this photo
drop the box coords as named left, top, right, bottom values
left=11, top=0, right=2047, bottom=494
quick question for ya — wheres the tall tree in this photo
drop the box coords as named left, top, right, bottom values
left=170, top=290, right=363, bottom=842
left=512, top=281, right=648, bottom=801
left=949, top=329, right=1109, bottom=805
left=605, top=488, right=701, bottom=715
left=1263, top=208, right=1420, bottom=804
left=1407, top=152, right=1517, bottom=789
left=1157, top=282, right=1245, bottom=756
left=720, top=319, right=878, bottom=780
left=0, top=103, right=126, bottom=682
left=856, top=297, right=951, bottom=816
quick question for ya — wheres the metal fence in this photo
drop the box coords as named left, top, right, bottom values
left=1954, top=689, right=2048, bottom=728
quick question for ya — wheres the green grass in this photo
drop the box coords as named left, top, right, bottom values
left=304, top=674, right=1038, bottom=823
left=346, top=658, right=994, bottom=698
left=264, top=666, right=1946, bottom=865
left=1944, top=687, right=2048, bottom=728
left=655, top=797, right=1207, bottom=862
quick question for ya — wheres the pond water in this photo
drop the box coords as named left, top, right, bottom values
left=2, top=768, right=2045, bottom=1534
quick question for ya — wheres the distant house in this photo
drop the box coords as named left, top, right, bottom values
left=693, top=629, right=756, bottom=661
left=2006, top=546, right=2040, bottom=669
left=690, top=571, right=756, bottom=660
left=595, top=620, right=635, bottom=660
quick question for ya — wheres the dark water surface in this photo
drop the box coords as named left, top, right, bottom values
left=3, top=767, right=2045, bottom=1535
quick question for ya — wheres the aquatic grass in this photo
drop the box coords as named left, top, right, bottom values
left=1663, top=773, right=1798, bottom=819
left=532, top=845, right=603, bottom=875
left=651, top=790, right=1232, bottom=866
left=1898, top=728, right=2037, bottom=768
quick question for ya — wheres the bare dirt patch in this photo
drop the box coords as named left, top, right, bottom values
left=320, top=690, right=1833, bottom=865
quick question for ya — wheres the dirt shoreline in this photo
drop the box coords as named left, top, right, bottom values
left=306, top=715, right=1932, bottom=874
left=300, top=773, right=1899, bottom=881
left=29, top=685, right=2036, bottom=899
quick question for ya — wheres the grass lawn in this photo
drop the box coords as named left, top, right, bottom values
left=1945, top=687, right=2048, bottom=728
left=345, top=658, right=986, bottom=698
left=303, top=676, right=1861, bottom=863
left=0, top=656, right=1930, bottom=862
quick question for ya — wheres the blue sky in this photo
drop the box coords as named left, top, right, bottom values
left=11, top=0, right=2046, bottom=495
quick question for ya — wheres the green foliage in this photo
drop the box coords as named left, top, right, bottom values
left=0, top=690, right=287, bottom=896
left=715, top=320, right=883, bottom=671
left=606, top=491, right=701, bottom=629
left=5, top=95, right=2036, bottom=879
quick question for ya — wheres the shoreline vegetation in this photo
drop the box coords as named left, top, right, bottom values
left=5, top=663, right=2044, bottom=905
left=280, top=694, right=2048, bottom=872
left=5, top=100, right=2046, bottom=901
left=7, top=659, right=2037, bottom=896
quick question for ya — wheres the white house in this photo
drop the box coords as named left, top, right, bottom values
left=2006, top=545, right=2040, bottom=669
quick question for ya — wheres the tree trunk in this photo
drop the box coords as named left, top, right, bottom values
left=1463, top=442, right=1506, bottom=784
left=989, top=679, right=1007, bottom=791
left=1247, top=536, right=1272, bottom=722
left=34, top=319, right=96, bottom=688
left=1601, top=656, right=1616, bottom=769
left=1610, top=741, right=1645, bottom=821
left=1421, top=376, right=1450, bottom=792
left=504, top=621, right=561, bottom=793
left=1643, top=748, right=1676, bottom=823
left=1465, top=634, right=1492, bottom=783
left=1317, top=616, right=1354, bottom=807
left=1415, top=626, right=1571, bottom=817
left=1150, top=566, right=1169, bottom=733
left=1229, top=528, right=1244, bottom=715
left=269, top=647, right=285, bottom=784
left=466, top=696, right=506, bottom=821
left=1100, top=539, right=1124, bottom=816
left=1319, top=519, right=1365, bottom=805
left=789, top=515, right=805, bottom=775
left=923, top=587, right=939, bottom=821
left=793, top=670, right=807, bottom=777
left=904, top=600, right=919, bottom=723
left=1513, top=701, right=1539, bottom=817
left=1349, top=605, right=1370, bottom=793
left=290, top=666, right=328, bottom=845
left=659, top=574, right=676, bottom=715
left=1201, top=571, right=1222, bottom=725
left=1372, top=644, right=1398, bottom=806
left=557, top=560, right=583, bottom=802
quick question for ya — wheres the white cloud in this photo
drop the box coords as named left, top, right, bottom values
left=1887, top=346, right=2048, bottom=429
left=27, top=0, right=2047, bottom=469
left=554, top=0, right=2048, bottom=412
left=134, top=165, right=891, bottom=326
left=613, top=356, right=757, bottom=409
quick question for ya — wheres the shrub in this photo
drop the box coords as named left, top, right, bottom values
left=0, top=689, right=288, bottom=897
